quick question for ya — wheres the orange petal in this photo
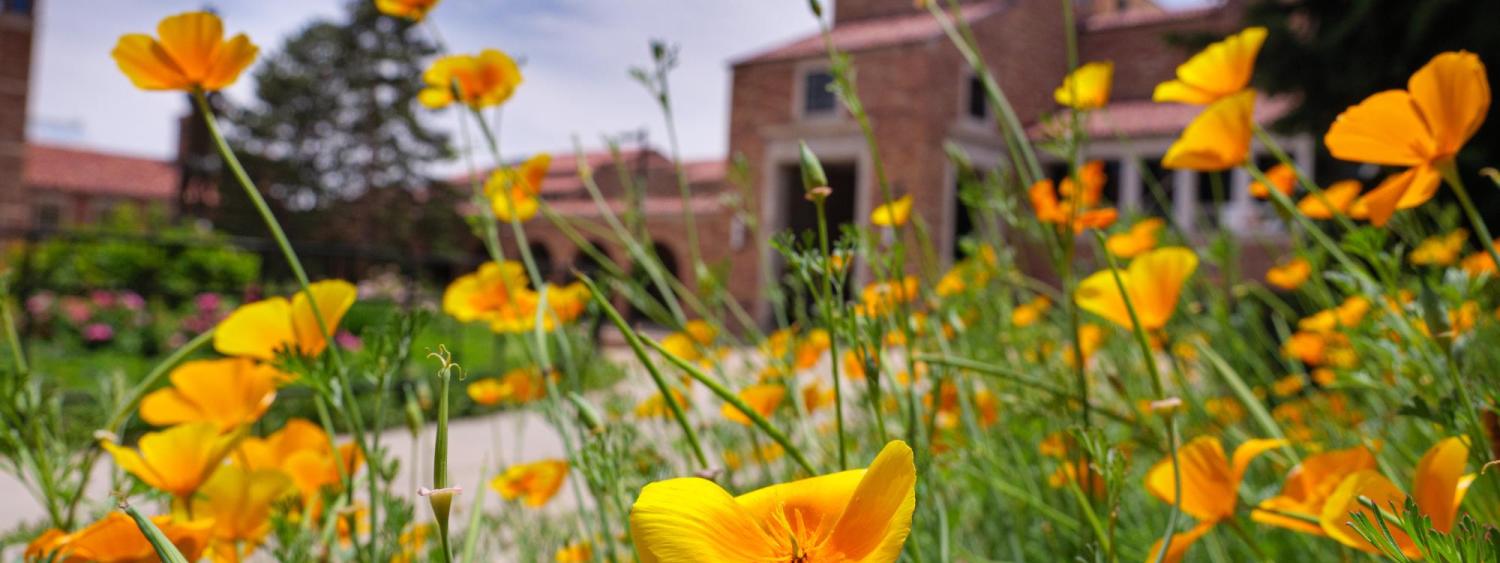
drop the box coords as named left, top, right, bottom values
left=215, top=297, right=295, bottom=360
left=1145, top=520, right=1216, bottom=563
left=1163, top=90, right=1255, bottom=171
left=1124, top=246, right=1198, bottom=330
left=1413, top=436, right=1469, bottom=533
left=1055, top=61, right=1114, bottom=110
left=1408, top=51, right=1490, bottom=159
left=202, top=33, right=259, bottom=91
left=111, top=34, right=190, bottom=90
left=1153, top=26, right=1266, bottom=105
left=825, top=440, right=917, bottom=561
left=1320, top=470, right=1417, bottom=556
left=155, top=12, right=225, bottom=82
left=1353, top=165, right=1441, bottom=226
left=1325, top=90, right=1435, bottom=167
left=1296, top=179, right=1361, bottom=219
left=1145, top=435, right=1236, bottom=522
left=291, top=280, right=358, bottom=356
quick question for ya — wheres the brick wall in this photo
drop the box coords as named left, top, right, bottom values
left=833, top=0, right=982, bottom=25
left=0, top=4, right=34, bottom=230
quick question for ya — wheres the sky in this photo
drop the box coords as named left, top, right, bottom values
left=27, top=0, right=1209, bottom=172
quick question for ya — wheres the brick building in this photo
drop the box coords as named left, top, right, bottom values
left=726, top=0, right=1311, bottom=323
left=0, top=0, right=35, bottom=229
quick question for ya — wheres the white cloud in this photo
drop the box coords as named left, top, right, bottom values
left=27, top=0, right=818, bottom=173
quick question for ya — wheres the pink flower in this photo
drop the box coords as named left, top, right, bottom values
left=195, top=292, right=221, bottom=314
left=119, top=291, right=146, bottom=311
left=60, top=297, right=92, bottom=325
left=25, top=292, right=54, bottom=317
left=89, top=290, right=115, bottom=309
left=335, top=330, right=362, bottom=351
left=82, top=323, right=114, bottom=343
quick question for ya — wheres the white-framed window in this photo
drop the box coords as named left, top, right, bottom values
left=799, top=69, right=837, bottom=118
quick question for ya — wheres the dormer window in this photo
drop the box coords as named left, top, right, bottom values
left=802, top=70, right=836, bottom=117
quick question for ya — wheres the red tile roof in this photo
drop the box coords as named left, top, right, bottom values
left=1027, top=94, right=1296, bottom=139
left=24, top=144, right=179, bottom=200
left=734, top=1, right=1007, bottom=65
left=1084, top=5, right=1218, bottom=31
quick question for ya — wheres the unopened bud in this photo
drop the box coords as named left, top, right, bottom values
left=798, top=141, right=828, bottom=194
left=807, top=0, right=823, bottom=17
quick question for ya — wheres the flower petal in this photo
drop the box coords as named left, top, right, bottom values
left=1145, top=520, right=1215, bottom=563
left=1163, top=90, right=1255, bottom=171
left=1124, top=247, right=1198, bottom=330
left=1145, top=435, right=1235, bottom=522
left=630, top=477, right=778, bottom=562
left=291, top=280, right=357, bottom=356
left=111, top=34, right=190, bottom=90
left=215, top=296, right=295, bottom=360
left=1320, top=470, right=1416, bottom=556
left=825, top=440, right=917, bottom=562
left=1408, top=51, right=1490, bottom=159
left=1353, top=165, right=1441, bottom=227
left=1153, top=27, right=1266, bottom=105
left=1325, top=90, right=1435, bottom=167
left=155, top=11, right=224, bottom=82
left=202, top=33, right=258, bottom=91
left=1230, top=438, right=1286, bottom=485
left=1413, top=436, right=1469, bottom=533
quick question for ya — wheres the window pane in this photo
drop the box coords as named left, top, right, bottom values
left=804, top=71, right=836, bottom=115
left=967, top=75, right=987, bottom=119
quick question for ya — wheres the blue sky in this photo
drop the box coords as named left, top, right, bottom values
left=26, top=0, right=1207, bottom=172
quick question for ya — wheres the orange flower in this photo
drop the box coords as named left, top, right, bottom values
left=635, top=389, right=691, bottom=420
left=1325, top=51, right=1490, bottom=226
left=1297, top=180, right=1361, bottom=219
left=237, top=419, right=363, bottom=502
left=855, top=276, right=919, bottom=317
left=1075, top=247, right=1198, bottom=331
left=1153, top=27, right=1267, bottom=105
left=1162, top=90, right=1255, bottom=171
left=140, top=358, right=285, bottom=432
left=1054, top=61, right=1113, bottom=110
left=1253, top=445, right=1377, bottom=535
left=1010, top=295, right=1051, bottom=327
left=1410, top=229, right=1468, bottom=266
left=214, top=280, right=357, bottom=361
left=1105, top=218, right=1165, bottom=259
left=419, top=49, right=523, bottom=110
left=1298, top=296, right=1370, bottom=333
left=101, top=422, right=240, bottom=501
left=486, top=153, right=551, bottom=222
left=802, top=381, right=836, bottom=414
left=1462, top=243, right=1499, bottom=276
left=491, top=460, right=570, bottom=508
left=375, top=0, right=441, bottom=21
left=112, top=12, right=258, bottom=92
left=192, top=464, right=295, bottom=561
left=721, top=384, right=786, bottom=425
left=1265, top=257, right=1311, bottom=291
left=1145, top=436, right=1286, bottom=562
left=1029, top=161, right=1118, bottom=233
left=1249, top=163, right=1296, bottom=199
left=27, top=512, right=213, bottom=563
left=1320, top=438, right=1476, bottom=555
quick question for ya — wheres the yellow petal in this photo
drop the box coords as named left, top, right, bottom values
left=1145, top=520, right=1216, bottom=563
left=1320, top=470, right=1417, bottom=556
left=1230, top=438, right=1287, bottom=485
left=155, top=12, right=225, bottom=82
left=1253, top=445, right=1377, bottom=534
left=1153, top=27, right=1266, bottom=105
left=1408, top=51, right=1490, bottom=160
left=1413, top=436, right=1469, bottom=533
left=721, top=384, right=785, bottom=426
left=630, top=477, right=778, bottom=562
left=1163, top=90, right=1255, bottom=171
left=194, top=464, right=294, bottom=544
left=215, top=296, right=295, bottom=360
left=140, top=358, right=281, bottom=432
left=871, top=195, right=913, bottom=227
left=291, top=280, right=358, bottom=357
left=1055, top=61, right=1113, bottom=110
left=734, top=468, right=864, bottom=545
left=1325, top=90, right=1435, bottom=167
left=1145, top=436, right=1236, bottom=522
left=106, top=422, right=235, bottom=498
left=824, top=440, right=917, bottom=562
left=1126, top=247, right=1199, bottom=330
left=111, top=34, right=191, bottom=90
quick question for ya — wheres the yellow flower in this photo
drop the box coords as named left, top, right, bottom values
left=374, top=0, right=441, bottom=21
left=419, top=49, right=522, bottom=109
left=855, top=276, right=919, bottom=317
left=192, top=464, right=295, bottom=561
left=466, top=377, right=509, bottom=406
left=870, top=194, right=913, bottom=227
left=1153, top=27, right=1267, bottom=105
left=802, top=381, right=835, bottom=414
left=1010, top=296, right=1051, bottom=327
left=1075, top=247, right=1198, bottom=331
left=1249, top=163, right=1296, bottom=199
left=391, top=524, right=434, bottom=563
left=1265, top=257, right=1311, bottom=291
left=498, top=367, right=551, bottom=404
left=1145, top=436, right=1285, bottom=562
left=1029, top=161, right=1118, bottom=233
left=635, top=389, right=691, bottom=420
left=794, top=329, right=832, bottom=370
left=112, top=12, right=258, bottom=92
left=28, top=512, right=213, bottom=563
left=1321, top=437, right=1475, bottom=555
left=101, top=421, right=239, bottom=501
left=1162, top=90, right=1255, bottom=171
left=140, top=358, right=285, bottom=432
left=443, top=261, right=562, bottom=333
left=1462, top=243, right=1499, bottom=276
left=214, top=280, right=357, bottom=361
left=555, top=540, right=592, bottom=563
left=1252, top=445, right=1377, bottom=535
left=630, top=440, right=915, bottom=563
left=721, top=384, right=786, bottom=425
left=1297, top=296, right=1369, bottom=333
left=1325, top=51, right=1490, bottom=226
left=1055, top=61, right=1114, bottom=110
left=1296, top=179, right=1361, bottom=219
left=491, top=460, right=570, bottom=508
left=487, top=153, right=551, bottom=222
left=237, top=419, right=363, bottom=502
left=1410, top=229, right=1468, bottom=266
left=1105, top=218, right=1165, bottom=259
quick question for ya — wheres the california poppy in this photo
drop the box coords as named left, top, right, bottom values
left=140, top=358, right=285, bottom=432
left=1320, top=437, right=1475, bottom=555
left=442, top=261, right=537, bottom=329
left=237, top=418, right=362, bottom=502
left=1296, top=180, right=1361, bottom=220
left=1011, top=296, right=1051, bottom=327
left=721, top=384, right=786, bottom=425
left=1324, top=51, right=1490, bottom=226
left=870, top=195, right=913, bottom=227
left=1153, top=27, right=1267, bottom=105
left=491, top=460, right=570, bottom=508
left=28, top=512, right=213, bottom=563
left=1265, top=257, right=1311, bottom=291
left=1249, top=163, right=1296, bottom=199
left=1030, top=161, right=1118, bottom=233
left=375, top=0, right=441, bottom=20
left=1253, top=445, right=1377, bottom=535
left=214, top=280, right=357, bottom=360
left=419, top=49, right=523, bottom=110
left=1145, top=436, right=1286, bottom=561
left=1055, top=61, right=1114, bottom=110
left=192, top=464, right=295, bottom=562
left=1075, top=247, right=1198, bottom=331
left=466, top=377, right=510, bottom=407
left=487, top=153, right=551, bottom=222
left=1163, top=90, right=1255, bottom=171
left=1410, top=229, right=1468, bottom=266
left=101, top=421, right=239, bottom=502
left=112, top=12, right=258, bottom=92
left=1106, top=218, right=1165, bottom=259
left=630, top=440, right=915, bottom=563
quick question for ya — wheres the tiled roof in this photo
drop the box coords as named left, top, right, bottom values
left=734, top=1, right=1007, bottom=65
left=24, top=144, right=178, bottom=200
left=1084, top=5, right=1218, bottom=31
left=1027, top=94, right=1296, bottom=139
